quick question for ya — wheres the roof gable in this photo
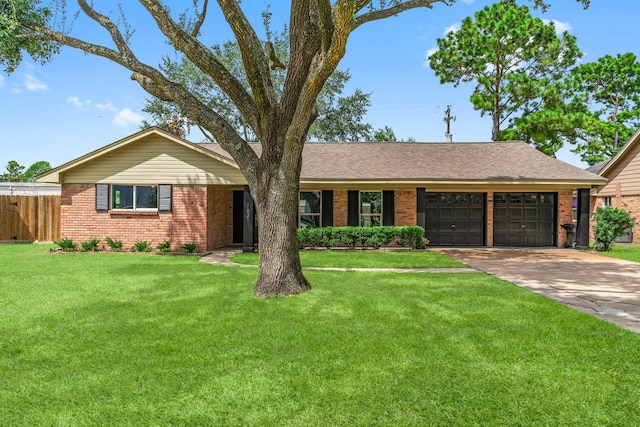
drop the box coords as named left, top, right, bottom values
left=38, top=127, right=243, bottom=185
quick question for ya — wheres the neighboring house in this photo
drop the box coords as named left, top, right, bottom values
left=37, top=127, right=605, bottom=251
left=589, top=127, right=640, bottom=243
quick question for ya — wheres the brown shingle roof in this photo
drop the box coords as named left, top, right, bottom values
left=202, top=141, right=605, bottom=184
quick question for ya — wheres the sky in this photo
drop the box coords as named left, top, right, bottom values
left=1, top=0, right=639, bottom=172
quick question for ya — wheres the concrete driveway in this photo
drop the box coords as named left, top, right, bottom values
left=435, top=248, right=640, bottom=334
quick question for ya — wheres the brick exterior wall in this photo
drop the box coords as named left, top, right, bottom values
left=60, top=184, right=209, bottom=252
left=556, top=190, right=574, bottom=248
left=333, top=189, right=348, bottom=227
left=591, top=195, right=640, bottom=243
left=394, top=190, right=416, bottom=226
left=207, top=186, right=233, bottom=250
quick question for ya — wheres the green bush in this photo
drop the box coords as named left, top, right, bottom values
left=593, top=206, right=636, bottom=252
left=54, top=238, right=77, bottom=252
left=297, top=226, right=427, bottom=250
left=132, top=240, right=152, bottom=252
left=156, top=240, right=172, bottom=252
left=80, top=238, right=101, bottom=252
left=181, top=243, right=198, bottom=253
left=105, top=237, right=123, bottom=252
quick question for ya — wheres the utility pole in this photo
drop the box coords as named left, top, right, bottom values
left=443, top=105, right=455, bottom=143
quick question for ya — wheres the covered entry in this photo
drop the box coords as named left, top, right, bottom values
left=424, top=192, right=486, bottom=246
left=493, top=192, right=556, bottom=246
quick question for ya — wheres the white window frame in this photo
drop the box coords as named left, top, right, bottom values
left=298, top=191, right=322, bottom=228
left=111, top=184, right=159, bottom=211
left=359, top=191, right=382, bottom=227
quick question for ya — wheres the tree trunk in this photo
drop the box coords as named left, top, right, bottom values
left=252, top=141, right=310, bottom=298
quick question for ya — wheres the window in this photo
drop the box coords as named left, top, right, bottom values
left=111, top=185, right=158, bottom=210
left=603, top=196, right=612, bottom=207
left=360, top=191, right=382, bottom=226
left=299, top=191, right=321, bottom=228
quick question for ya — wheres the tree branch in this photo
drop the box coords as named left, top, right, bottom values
left=353, top=0, right=447, bottom=30
left=191, top=0, right=209, bottom=37
left=137, top=0, right=260, bottom=134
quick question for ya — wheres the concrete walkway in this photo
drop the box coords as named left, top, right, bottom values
left=200, top=247, right=640, bottom=334
left=435, top=248, right=640, bottom=334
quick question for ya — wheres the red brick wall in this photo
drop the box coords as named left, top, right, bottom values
left=557, top=190, right=574, bottom=248
left=60, top=184, right=208, bottom=252
left=207, top=186, right=233, bottom=250
left=333, top=190, right=348, bottom=227
left=394, top=190, right=416, bottom=226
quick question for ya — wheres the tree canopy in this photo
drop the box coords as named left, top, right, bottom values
left=1, top=0, right=589, bottom=296
left=428, top=1, right=582, bottom=142
left=1, top=160, right=51, bottom=182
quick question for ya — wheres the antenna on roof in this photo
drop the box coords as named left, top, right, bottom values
left=443, top=105, right=456, bottom=143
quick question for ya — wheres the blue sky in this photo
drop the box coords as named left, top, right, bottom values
left=1, top=0, right=638, bottom=171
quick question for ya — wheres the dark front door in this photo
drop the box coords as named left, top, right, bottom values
left=232, top=191, right=244, bottom=244
left=493, top=192, right=556, bottom=247
left=425, top=193, right=486, bottom=246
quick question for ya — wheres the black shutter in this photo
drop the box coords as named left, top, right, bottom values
left=347, top=190, right=359, bottom=226
left=158, top=184, right=172, bottom=212
left=321, top=190, right=333, bottom=227
left=383, top=190, right=395, bottom=226
left=95, top=184, right=109, bottom=212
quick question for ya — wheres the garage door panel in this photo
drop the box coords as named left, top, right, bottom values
left=425, top=192, right=486, bottom=246
left=494, top=192, right=556, bottom=247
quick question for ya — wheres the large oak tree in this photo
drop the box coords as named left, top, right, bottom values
left=1, top=0, right=588, bottom=296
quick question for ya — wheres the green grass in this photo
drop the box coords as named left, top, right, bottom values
left=1, top=243, right=640, bottom=425
left=597, top=244, right=640, bottom=263
left=230, top=249, right=469, bottom=268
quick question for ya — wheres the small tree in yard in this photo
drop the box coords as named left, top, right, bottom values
left=593, top=206, right=636, bottom=252
left=1, top=0, right=589, bottom=297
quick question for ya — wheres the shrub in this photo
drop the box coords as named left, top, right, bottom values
left=80, top=238, right=101, bottom=252
left=105, top=237, right=123, bottom=252
left=181, top=243, right=198, bottom=253
left=593, top=206, right=636, bottom=252
left=297, top=226, right=427, bottom=250
left=54, top=238, right=77, bottom=252
left=156, top=240, right=172, bottom=252
left=132, top=240, right=152, bottom=252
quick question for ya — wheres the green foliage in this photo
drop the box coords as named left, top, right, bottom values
left=80, top=238, right=100, bottom=252
left=593, top=206, right=636, bottom=252
left=132, top=240, right=152, bottom=253
left=297, top=226, right=427, bottom=250
left=156, top=240, right=172, bottom=253
left=105, top=236, right=123, bottom=252
left=1, top=160, right=51, bottom=182
left=53, top=237, right=76, bottom=252
left=181, top=242, right=198, bottom=253
left=428, top=2, right=581, bottom=142
left=564, top=53, right=640, bottom=164
left=0, top=0, right=60, bottom=73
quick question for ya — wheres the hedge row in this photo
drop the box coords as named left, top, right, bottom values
left=297, top=226, right=427, bottom=250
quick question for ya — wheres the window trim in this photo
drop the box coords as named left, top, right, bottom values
left=110, top=184, right=159, bottom=211
left=298, top=190, right=322, bottom=228
left=359, top=190, right=383, bottom=227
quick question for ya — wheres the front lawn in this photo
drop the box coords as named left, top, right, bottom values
left=1, top=244, right=639, bottom=425
left=597, top=244, right=640, bottom=263
left=230, top=249, right=469, bottom=268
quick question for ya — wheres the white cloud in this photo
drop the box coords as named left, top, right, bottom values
left=95, top=101, right=118, bottom=111
left=460, top=0, right=475, bottom=3
left=113, top=108, right=144, bottom=127
left=67, top=97, right=92, bottom=109
left=24, top=74, right=47, bottom=92
left=543, top=19, right=572, bottom=34
left=444, top=23, right=461, bottom=34
left=424, top=47, right=439, bottom=67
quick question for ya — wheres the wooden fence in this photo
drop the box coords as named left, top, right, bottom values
left=0, top=195, right=60, bottom=242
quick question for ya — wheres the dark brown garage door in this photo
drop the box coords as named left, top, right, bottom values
left=425, top=193, right=485, bottom=246
left=493, top=192, right=556, bottom=246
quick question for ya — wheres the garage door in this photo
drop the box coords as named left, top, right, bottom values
left=493, top=192, right=556, bottom=246
left=425, top=193, right=485, bottom=246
